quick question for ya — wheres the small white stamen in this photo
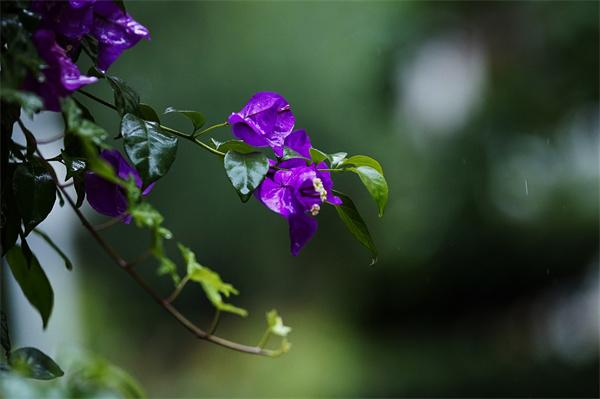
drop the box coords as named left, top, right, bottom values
left=312, top=178, right=327, bottom=202
left=310, top=204, right=321, bottom=216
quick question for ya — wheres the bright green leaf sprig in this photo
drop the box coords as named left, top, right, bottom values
left=257, top=310, right=292, bottom=356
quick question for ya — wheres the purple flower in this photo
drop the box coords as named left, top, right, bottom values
left=31, top=0, right=150, bottom=71
left=24, top=29, right=97, bottom=111
left=256, top=160, right=342, bottom=255
left=228, top=92, right=295, bottom=157
left=85, top=149, right=154, bottom=223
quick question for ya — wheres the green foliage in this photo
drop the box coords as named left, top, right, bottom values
left=60, top=150, right=86, bottom=208
left=137, top=103, right=160, bottom=123
left=332, top=191, right=378, bottom=265
left=32, top=229, right=73, bottom=271
left=266, top=310, right=291, bottom=337
left=164, top=107, right=206, bottom=133
left=309, top=147, right=330, bottom=164
left=179, top=243, right=248, bottom=317
left=349, top=166, right=388, bottom=217
left=211, top=138, right=255, bottom=154
left=9, top=347, right=64, bottom=380
left=62, top=98, right=109, bottom=148
left=106, top=75, right=140, bottom=117
left=223, top=150, right=269, bottom=202
left=1, top=164, right=20, bottom=255
left=0, top=89, right=43, bottom=118
left=12, top=158, right=56, bottom=235
left=6, top=246, right=54, bottom=329
left=121, top=113, right=179, bottom=186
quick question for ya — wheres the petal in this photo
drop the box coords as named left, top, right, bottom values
left=99, top=149, right=142, bottom=188
left=92, top=1, right=150, bottom=70
left=315, top=162, right=341, bottom=204
left=287, top=213, right=318, bottom=256
left=229, top=114, right=269, bottom=147
left=84, top=171, right=129, bottom=218
left=284, top=129, right=312, bottom=158
left=256, top=174, right=297, bottom=217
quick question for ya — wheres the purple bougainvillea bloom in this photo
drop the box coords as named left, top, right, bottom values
left=25, top=29, right=97, bottom=111
left=85, top=149, right=154, bottom=223
left=256, top=160, right=342, bottom=255
left=91, top=1, right=151, bottom=71
left=283, top=129, right=312, bottom=158
left=228, top=92, right=295, bottom=157
left=31, top=0, right=150, bottom=71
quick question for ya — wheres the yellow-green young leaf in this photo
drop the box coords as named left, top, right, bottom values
left=330, top=152, right=348, bottom=168
left=266, top=309, right=291, bottom=337
left=130, top=202, right=164, bottom=229
left=157, top=256, right=180, bottom=285
left=350, top=166, right=389, bottom=217
left=178, top=243, right=247, bottom=317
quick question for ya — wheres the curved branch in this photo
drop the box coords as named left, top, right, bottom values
left=35, top=147, right=276, bottom=357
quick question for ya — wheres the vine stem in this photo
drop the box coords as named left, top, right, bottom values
left=77, top=90, right=226, bottom=157
left=33, top=145, right=276, bottom=357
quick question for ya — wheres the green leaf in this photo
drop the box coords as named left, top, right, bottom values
left=18, top=121, right=37, bottom=159
left=210, top=138, right=255, bottom=154
left=330, top=152, right=348, bottom=168
left=282, top=147, right=307, bottom=162
left=0, top=89, right=43, bottom=118
left=6, top=246, right=54, bottom=328
left=332, top=191, right=378, bottom=265
left=13, top=158, right=56, bottom=235
left=309, top=147, right=330, bottom=164
left=350, top=166, right=389, bottom=217
left=179, top=243, right=247, bottom=317
left=9, top=347, right=63, bottom=380
left=121, top=113, right=178, bottom=186
left=341, top=155, right=384, bottom=175
left=61, top=150, right=86, bottom=180
left=62, top=98, right=109, bottom=147
left=32, top=229, right=73, bottom=271
left=164, top=107, right=206, bottom=132
left=137, top=103, right=160, bottom=123
left=106, top=75, right=140, bottom=116
left=266, top=310, right=291, bottom=337
left=223, top=151, right=269, bottom=202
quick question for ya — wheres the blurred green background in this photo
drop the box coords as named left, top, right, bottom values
left=11, top=1, right=600, bottom=397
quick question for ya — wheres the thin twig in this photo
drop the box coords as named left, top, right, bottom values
left=34, top=144, right=275, bottom=356
left=93, top=217, right=122, bottom=231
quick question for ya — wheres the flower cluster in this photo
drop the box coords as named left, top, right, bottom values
left=229, top=92, right=342, bottom=255
left=27, top=0, right=149, bottom=110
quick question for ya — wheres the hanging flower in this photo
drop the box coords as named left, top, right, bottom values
left=228, top=92, right=295, bottom=157
left=84, top=149, right=154, bottom=223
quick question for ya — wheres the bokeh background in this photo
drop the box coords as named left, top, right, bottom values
left=6, top=1, right=599, bottom=397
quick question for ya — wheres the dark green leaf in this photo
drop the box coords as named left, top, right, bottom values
left=0, top=89, right=43, bottom=118
left=13, top=158, right=56, bottom=235
left=121, top=113, right=178, bottom=185
left=211, top=138, right=255, bottom=154
left=9, top=347, right=63, bottom=380
left=282, top=147, right=307, bottom=161
left=61, top=150, right=86, bottom=180
left=341, top=155, right=384, bottom=175
left=332, top=191, right=378, bottom=265
left=18, top=121, right=36, bottom=159
left=107, top=75, right=140, bottom=116
left=223, top=151, right=269, bottom=202
left=6, top=246, right=54, bottom=328
left=137, top=103, right=160, bottom=123
left=350, top=166, right=389, bottom=217
left=164, top=107, right=206, bottom=132
left=33, top=229, right=73, bottom=270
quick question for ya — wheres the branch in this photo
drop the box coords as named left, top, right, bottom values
left=33, top=146, right=276, bottom=356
